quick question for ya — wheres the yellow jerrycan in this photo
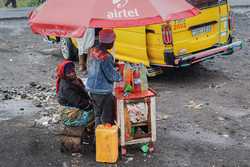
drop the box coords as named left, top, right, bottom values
left=96, top=124, right=119, bottom=163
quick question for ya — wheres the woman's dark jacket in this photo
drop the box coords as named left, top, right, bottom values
left=57, top=78, right=92, bottom=110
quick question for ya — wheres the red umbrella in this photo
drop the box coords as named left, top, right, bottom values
left=29, top=0, right=199, bottom=37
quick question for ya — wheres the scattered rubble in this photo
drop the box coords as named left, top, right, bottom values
left=0, top=82, right=56, bottom=108
left=34, top=116, right=51, bottom=127
left=0, top=82, right=60, bottom=128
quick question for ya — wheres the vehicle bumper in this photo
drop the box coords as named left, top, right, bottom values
left=153, top=40, right=242, bottom=68
left=176, top=40, right=242, bottom=67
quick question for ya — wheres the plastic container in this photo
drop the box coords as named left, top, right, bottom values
left=96, top=125, right=119, bottom=163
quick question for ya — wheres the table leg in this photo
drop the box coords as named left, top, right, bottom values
left=150, top=96, right=157, bottom=142
left=121, top=146, right=127, bottom=156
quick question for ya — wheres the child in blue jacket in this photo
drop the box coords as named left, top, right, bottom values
left=86, top=29, right=121, bottom=128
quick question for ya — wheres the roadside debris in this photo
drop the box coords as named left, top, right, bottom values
left=51, top=113, right=61, bottom=124
left=222, top=134, right=229, bottom=138
left=34, top=111, right=61, bottom=128
left=125, top=157, right=134, bottom=164
left=0, top=82, right=55, bottom=108
left=209, top=82, right=227, bottom=89
left=38, top=48, right=61, bottom=56
left=62, top=162, right=69, bottom=167
left=141, top=143, right=149, bottom=154
left=156, top=114, right=170, bottom=121
left=33, top=100, right=43, bottom=108
left=71, top=153, right=82, bottom=158
left=185, top=100, right=203, bottom=111
left=0, top=82, right=61, bottom=129
left=217, top=116, right=225, bottom=121
left=34, top=116, right=51, bottom=127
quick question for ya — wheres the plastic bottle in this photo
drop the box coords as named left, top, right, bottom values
left=124, top=63, right=133, bottom=86
left=140, top=64, right=148, bottom=92
left=118, top=61, right=125, bottom=78
left=140, top=143, right=149, bottom=154
left=133, top=65, right=141, bottom=93
left=124, top=84, right=133, bottom=93
left=114, top=62, right=124, bottom=93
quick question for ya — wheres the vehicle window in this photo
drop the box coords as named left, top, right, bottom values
left=186, top=0, right=227, bottom=9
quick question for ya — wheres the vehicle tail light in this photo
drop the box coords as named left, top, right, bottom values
left=162, top=24, right=173, bottom=45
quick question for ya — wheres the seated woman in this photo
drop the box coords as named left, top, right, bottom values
left=56, top=60, right=94, bottom=127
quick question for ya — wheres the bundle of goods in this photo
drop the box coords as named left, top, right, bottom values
left=60, top=126, right=85, bottom=153
left=124, top=102, right=149, bottom=140
left=61, top=107, right=94, bottom=127
left=126, top=102, right=148, bottom=123
left=59, top=106, right=95, bottom=153
left=116, top=62, right=148, bottom=95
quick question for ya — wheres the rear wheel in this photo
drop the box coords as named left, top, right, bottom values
left=60, top=38, right=78, bottom=60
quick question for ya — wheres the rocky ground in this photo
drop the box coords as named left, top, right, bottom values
left=0, top=9, right=250, bottom=167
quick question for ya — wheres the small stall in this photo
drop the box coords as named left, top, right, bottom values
left=114, top=62, right=157, bottom=156
left=116, top=89, right=157, bottom=155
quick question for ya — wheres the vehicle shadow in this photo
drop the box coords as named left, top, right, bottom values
left=148, top=63, right=230, bottom=89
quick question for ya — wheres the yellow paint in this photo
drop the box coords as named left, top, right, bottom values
left=114, top=26, right=149, bottom=66
left=170, top=4, right=229, bottom=57
left=48, top=36, right=57, bottom=41
left=113, top=3, right=230, bottom=65
left=71, top=38, right=78, bottom=48
left=95, top=125, right=119, bottom=163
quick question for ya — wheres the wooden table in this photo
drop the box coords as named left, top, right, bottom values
left=115, top=89, right=157, bottom=156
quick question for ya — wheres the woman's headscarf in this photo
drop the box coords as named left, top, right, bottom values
left=56, top=60, right=75, bottom=95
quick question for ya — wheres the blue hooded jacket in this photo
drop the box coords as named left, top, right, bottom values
left=86, top=46, right=121, bottom=94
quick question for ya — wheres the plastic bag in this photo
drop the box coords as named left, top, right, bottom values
left=126, top=102, right=148, bottom=123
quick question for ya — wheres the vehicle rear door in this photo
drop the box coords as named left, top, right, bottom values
left=114, top=26, right=149, bottom=66
left=171, top=0, right=229, bottom=57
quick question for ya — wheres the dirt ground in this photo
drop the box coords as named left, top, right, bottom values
left=0, top=11, right=250, bottom=167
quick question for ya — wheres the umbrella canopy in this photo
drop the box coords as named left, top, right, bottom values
left=29, top=0, right=199, bottom=38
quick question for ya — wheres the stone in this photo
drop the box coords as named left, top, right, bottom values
left=34, top=101, right=42, bottom=108
left=21, top=94, right=27, bottom=99
left=29, top=82, right=37, bottom=87
left=218, top=117, right=225, bottom=121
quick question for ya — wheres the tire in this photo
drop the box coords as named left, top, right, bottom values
left=60, top=38, right=78, bottom=61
